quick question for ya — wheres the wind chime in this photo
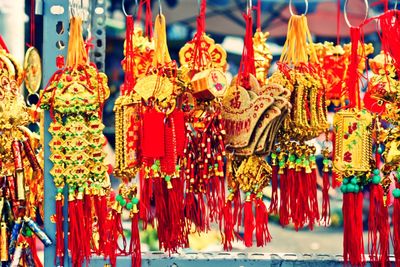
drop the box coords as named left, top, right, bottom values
left=0, top=38, right=48, bottom=267
left=39, top=13, right=110, bottom=267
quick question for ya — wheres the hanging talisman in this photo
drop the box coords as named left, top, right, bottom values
left=267, top=9, right=329, bottom=229
left=38, top=17, right=110, bottom=267
left=178, top=0, right=228, bottom=235
left=0, top=39, right=48, bottom=267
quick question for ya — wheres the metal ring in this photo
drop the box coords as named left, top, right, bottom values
left=26, top=93, right=40, bottom=107
left=122, top=0, right=138, bottom=17
left=343, top=0, right=369, bottom=28
left=289, top=0, right=308, bottom=16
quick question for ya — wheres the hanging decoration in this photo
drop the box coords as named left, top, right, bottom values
left=38, top=14, right=110, bottom=266
left=0, top=39, right=47, bottom=267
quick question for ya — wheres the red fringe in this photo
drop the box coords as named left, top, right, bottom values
left=255, top=198, right=271, bottom=247
left=321, top=171, right=331, bottom=226
left=369, top=184, right=390, bottom=266
left=83, top=194, right=93, bottom=250
left=343, top=192, right=365, bottom=266
left=222, top=199, right=234, bottom=251
left=76, top=198, right=90, bottom=265
left=68, top=200, right=83, bottom=267
left=308, top=170, right=319, bottom=230
left=269, top=165, right=279, bottom=214
left=130, top=213, right=142, bottom=267
left=393, top=189, right=400, bottom=265
left=293, top=170, right=307, bottom=230
left=139, top=169, right=153, bottom=229
left=197, top=192, right=208, bottom=232
left=167, top=179, right=184, bottom=252
left=27, top=236, right=43, bottom=267
left=154, top=178, right=168, bottom=251
left=55, top=198, right=64, bottom=266
left=94, top=195, right=108, bottom=255
left=184, top=191, right=197, bottom=232
left=279, top=171, right=289, bottom=226
left=243, top=196, right=254, bottom=247
left=106, top=209, right=127, bottom=266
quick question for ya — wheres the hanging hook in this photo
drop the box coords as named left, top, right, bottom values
left=289, top=0, right=308, bottom=16
left=343, top=0, right=369, bottom=28
left=122, top=0, right=138, bottom=17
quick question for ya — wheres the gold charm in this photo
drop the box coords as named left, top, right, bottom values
left=24, top=47, right=42, bottom=94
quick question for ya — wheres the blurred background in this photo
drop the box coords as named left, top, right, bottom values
left=0, top=0, right=395, bottom=255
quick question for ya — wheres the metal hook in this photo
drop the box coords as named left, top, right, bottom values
left=289, top=0, right=308, bottom=16
left=122, top=0, right=138, bottom=17
left=343, top=0, right=369, bottom=28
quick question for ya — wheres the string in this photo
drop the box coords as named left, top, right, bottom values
left=124, top=15, right=136, bottom=95
left=336, top=0, right=340, bottom=45
left=237, top=8, right=256, bottom=89
left=145, top=0, right=153, bottom=38
left=257, top=0, right=261, bottom=29
left=190, top=0, right=207, bottom=73
left=30, top=0, right=36, bottom=46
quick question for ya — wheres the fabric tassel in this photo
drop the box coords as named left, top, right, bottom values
left=68, top=198, right=83, bottom=267
left=222, top=199, right=234, bottom=251
left=368, top=183, right=381, bottom=264
left=321, top=170, right=330, bottom=226
left=308, top=169, right=319, bottom=230
left=139, top=169, right=153, bottom=229
left=130, top=212, right=141, bottom=267
left=378, top=198, right=390, bottom=267
left=55, top=197, right=64, bottom=266
left=269, top=163, right=279, bottom=214
left=106, top=205, right=126, bottom=266
left=153, top=178, right=168, bottom=250
left=343, top=191, right=365, bottom=266
left=393, top=182, right=400, bottom=266
left=243, top=194, right=254, bottom=247
left=279, top=170, right=289, bottom=226
left=184, top=190, right=198, bottom=231
left=83, top=193, right=93, bottom=249
left=197, top=192, right=208, bottom=232
left=94, top=194, right=108, bottom=255
left=232, top=189, right=242, bottom=240
left=255, top=197, right=271, bottom=247
left=76, top=194, right=90, bottom=265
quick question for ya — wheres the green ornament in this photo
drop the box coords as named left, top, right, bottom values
left=373, top=169, right=380, bottom=175
left=347, top=184, right=355, bottom=193
left=126, top=202, right=133, bottom=210
left=372, top=175, right=381, bottom=185
left=343, top=179, right=349, bottom=185
left=132, top=197, right=139, bottom=205
left=120, top=199, right=127, bottom=207
left=354, top=185, right=360, bottom=193
left=340, top=184, right=348, bottom=193
left=393, top=189, right=400, bottom=198
left=295, top=158, right=302, bottom=164
left=350, top=177, right=358, bottom=185
left=57, top=188, right=63, bottom=194
left=289, top=154, right=296, bottom=162
left=377, top=146, right=384, bottom=154
left=323, top=159, right=329, bottom=165
left=246, top=192, right=251, bottom=197
left=115, top=194, right=123, bottom=202
left=271, top=153, right=277, bottom=159
left=165, top=175, right=171, bottom=182
left=279, top=161, right=285, bottom=167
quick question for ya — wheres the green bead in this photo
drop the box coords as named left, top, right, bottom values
left=354, top=185, right=360, bottom=193
left=246, top=192, right=251, bottom=197
left=24, top=227, right=33, bottom=237
left=393, top=189, right=400, bottom=198
left=175, top=165, right=180, bottom=171
left=78, top=187, right=84, bottom=192
left=373, top=169, right=380, bottom=175
left=120, top=199, right=127, bottom=207
left=165, top=175, right=171, bottom=182
left=295, top=158, right=302, bottom=164
left=347, top=184, right=355, bottom=193
left=323, top=159, right=330, bottom=165
left=289, top=154, right=296, bottom=162
left=309, top=155, right=316, bottom=161
left=57, top=82, right=64, bottom=89
left=151, top=164, right=158, bottom=171
left=340, top=184, right=348, bottom=193
left=350, top=178, right=358, bottom=185
left=279, top=161, right=285, bottom=167
left=377, top=146, right=384, bottom=154
left=396, top=172, right=400, bottom=179
left=126, top=202, right=133, bottom=210
left=132, top=197, right=139, bottom=205
left=303, top=160, right=310, bottom=166
left=155, top=160, right=160, bottom=165
left=271, top=153, right=277, bottom=159
left=115, top=194, right=123, bottom=202
left=57, top=188, right=63, bottom=194
left=343, top=179, right=349, bottom=185
left=372, top=175, right=381, bottom=185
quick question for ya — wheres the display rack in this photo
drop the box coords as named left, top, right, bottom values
left=39, top=0, right=392, bottom=266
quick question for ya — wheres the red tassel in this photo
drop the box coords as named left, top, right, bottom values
left=197, top=192, right=208, bottom=232
left=184, top=190, right=198, bottom=231
left=243, top=195, right=254, bottom=247
left=139, top=169, right=153, bottom=228
left=378, top=199, right=390, bottom=267
left=343, top=192, right=365, bottom=266
left=222, top=199, right=234, bottom=251
left=26, top=236, right=43, bottom=267
left=94, top=195, right=108, bottom=255
left=232, top=189, right=242, bottom=240
left=321, top=171, right=331, bottom=226
left=368, top=184, right=380, bottom=263
left=83, top=193, right=93, bottom=249
left=153, top=178, right=168, bottom=250
left=130, top=212, right=142, bottom=267
left=55, top=197, right=64, bottom=266
left=308, top=169, right=319, bottom=230
left=269, top=164, right=279, bottom=214
left=68, top=199, right=83, bottom=267
left=255, top=198, right=271, bottom=247
left=393, top=185, right=400, bottom=265
left=279, top=170, right=289, bottom=226
left=166, top=178, right=185, bottom=252
left=76, top=196, right=90, bottom=265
